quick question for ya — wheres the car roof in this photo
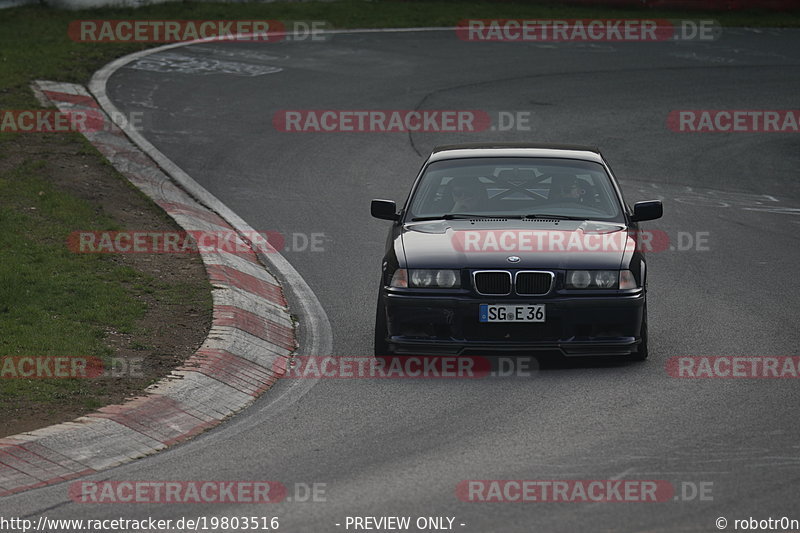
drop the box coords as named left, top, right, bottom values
left=429, top=142, right=604, bottom=164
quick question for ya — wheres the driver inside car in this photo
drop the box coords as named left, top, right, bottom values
left=450, top=177, right=488, bottom=213
left=550, top=174, right=587, bottom=203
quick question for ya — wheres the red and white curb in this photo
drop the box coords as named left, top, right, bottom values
left=0, top=80, right=297, bottom=497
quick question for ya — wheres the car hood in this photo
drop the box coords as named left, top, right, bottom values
left=400, top=219, right=632, bottom=270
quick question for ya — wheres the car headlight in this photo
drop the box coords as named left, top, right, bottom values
left=435, top=269, right=459, bottom=288
left=391, top=269, right=460, bottom=288
left=567, top=270, right=592, bottom=289
left=411, top=269, right=435, bottom=287
left=594, top=270, right=618, bottom=288
left=412, top=269, right=460, bottom=288
left=566, top=270, right=637, bottom=289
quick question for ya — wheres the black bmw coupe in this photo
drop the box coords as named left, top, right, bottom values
left=371, top=143, right=663, bottom=360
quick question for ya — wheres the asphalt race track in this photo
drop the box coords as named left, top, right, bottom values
left=4, top=27, right=800, bottom=533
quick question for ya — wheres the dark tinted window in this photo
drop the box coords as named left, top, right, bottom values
left=408, top=157, right=622, bottom=221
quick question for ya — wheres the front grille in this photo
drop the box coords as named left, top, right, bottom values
left=472, top=270, right=554, bottom=296
left=516, top=271, right=553, bottom=295
left=474, top=271, right=512, bottom=295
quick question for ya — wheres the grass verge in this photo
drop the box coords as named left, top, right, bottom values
left=0, top=132, right=212, bottom=436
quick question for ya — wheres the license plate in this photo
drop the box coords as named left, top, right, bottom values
left=479, top=304, right=545, bottom=323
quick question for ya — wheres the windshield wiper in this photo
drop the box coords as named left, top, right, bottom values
left=411, top=213, right=523, bottom=221
left=523, top=214, right=587, bottom=221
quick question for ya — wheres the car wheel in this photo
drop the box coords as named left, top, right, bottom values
left=631, top=303, right=648, bottom=361
left=374, top=293, right=393, bottom=357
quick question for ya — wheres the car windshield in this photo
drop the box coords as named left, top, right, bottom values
left=407, top=157, right=623, bottom=222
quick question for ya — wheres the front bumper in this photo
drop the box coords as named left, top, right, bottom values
left=382, top=290, right=645, bottom=357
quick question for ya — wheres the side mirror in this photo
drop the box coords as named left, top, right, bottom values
left=631, top=200, right=663, bottom=222
left=371, top=199, right=399, bottom=221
